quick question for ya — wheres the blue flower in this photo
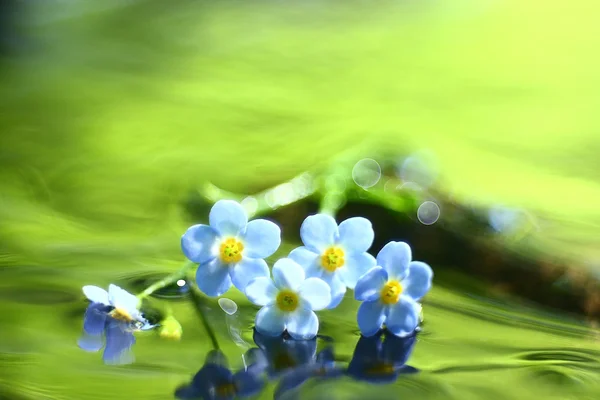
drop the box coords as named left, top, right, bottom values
left=181, top=200, right=281, bottom=297
left=354, top=241, right=433, bottom=337
left=274, top=347, right=344, bottom=399
left=82, top=284, right=147, bottom=324
left=252, top=330, right=317, bottom=378
left=245, top=258, right=331, bottom=340
left=347, top=331, right=418, bottom=384
left=288, top=214, right=376, bottom=309
left=175, top=349, right=266, bottom=400
left=78, top=285, right=154, bottom=365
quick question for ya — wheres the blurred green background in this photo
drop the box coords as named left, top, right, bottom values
left=1, top=0, right=599, bottom=399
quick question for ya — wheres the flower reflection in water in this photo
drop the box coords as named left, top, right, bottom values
left=175, top=349, right=266, bottom=400
left=347, top=331, right=418, bottom=383
left=77, top=303, right=152, bottom=365
left=252, top=329, right=317, bottom=378
left=274, top=346, right=344, bottom=400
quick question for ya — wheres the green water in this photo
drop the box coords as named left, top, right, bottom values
left=2, top=0, right=600, bottom=399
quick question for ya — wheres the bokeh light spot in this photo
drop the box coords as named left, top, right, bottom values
left=417, top=201, right=440, bottom=225
left=352, top=158, right=381, bottom=189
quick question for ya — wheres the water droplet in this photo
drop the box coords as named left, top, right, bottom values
left=176, top=279, right=186, bottom=287
left=352, top=158, right=381, bottom=189
left=417, top=201, right=440, bottom=225
left=218, top=298, right=238, bottom=315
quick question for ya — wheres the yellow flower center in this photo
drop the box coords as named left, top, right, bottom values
left=365, top=362, right=395, bottom=376
left=215, top=383, right=237, bottom=397
left=276, top=289, right=299, bottom=312
left=219, top=238, right=244, bottom=263
left=109, top=307, right=133, bottom=322
left=380, top=280, right=402, bottom=305
left=320, top=246, right=345, bottom=272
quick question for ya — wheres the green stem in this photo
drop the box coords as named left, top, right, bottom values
left=189, top=284, right=220, bottom=350
left=137, top=260, right=196, bottom=300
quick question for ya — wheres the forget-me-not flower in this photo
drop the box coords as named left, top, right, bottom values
left=347, top=331, right=418, bottom=384
left=175, top=349, right=265, bottom=400
left=245, top=258, right=331, bottom=340
left=289, top=214, right=376, bottom=309
left=181, top=200, right=281, bottom=297
left=82, top=284, right=147, bottom=325
left=354, top=241, right=433, bottom=337
left=252, top=330, right=317, bottom=378
left=274, top=347, right=344, bottom=400
left=78, top=285, right=154, bottom=364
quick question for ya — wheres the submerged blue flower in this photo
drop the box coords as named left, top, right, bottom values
left=347, top=331, right=418, bottom=384
left=252, top=330, right=318, bottom=378
left=78, top=285, right=154, bottom=365
left=289, top=214, right=376, bottom=309
left=274, top=347, right=344, bottom=400
left=182, top=200, right=281, bottom=297
left=354, top=241, right=433, bottom=337
left=245, top=258, right=330, bottom=340
left=175, top=349, right=266, bottom=400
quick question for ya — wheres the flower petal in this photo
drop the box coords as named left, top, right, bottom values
left=298, top=278, right=331, bottom=311
left=195, top=259, right=232, bottom=297
left=386, top=296, right=421, bottom=337
left=209, top=199, right=248, bottom=236
left=255, top=305, right=286, bottom=337
left=181, top=224, right=219, bottom=263
left=357, top=300, right=386, bottom=337
left=242, top=219, right=281, bottom=258
left=287, top=308, right=319, bottom=340
left=245, top=277, right=278, bottom=306
left=320, top=273, right=347, bottom=309
left=77, top=333, right=104, bottom=352
left=337, top=217, right=375, bottom=254
left=289, top=246, right=323, bottom=279
left=230, top=257, right=270, bottom=292
left=83, top=304, right=108, bottom=335
left=299, top=214, right=338, bottom=253
left=108, top=284, right=139, bottom=315
left=272, top=258, right=305, bottom=291
left=376, top=241, right=412, bottom=280
left=103, top=320, right=135, bottom=365
left=338, top=252, right=377, bottom=289
left=82, top=285, right=110, bottom=305
left=354, top=266, right=388, bottom=302
left=233, top=369, right=265, bottom=398
left=403, top=261, right=433, bottom=301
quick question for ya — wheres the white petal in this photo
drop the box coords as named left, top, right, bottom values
left=298, top=278, right=331, bottom=311
left=245, top=277, right=278, bottom=306
left=82, top=285, right=109, bottom=305
left=230, top=257, right=269, bottom=292
left=286, top=308, right=319, bottom=340
left=299, top=214, right=338, bottom=253
left=195, top=259, right=232, bottom=297
left=337, top=217, right=374, bottom=254
left=357, top=300, right=386, bottom=337
left=255, top=305, right=286, bottom=337
left=272, top=258, right=305, bottom=291
left=209, top=199, right=248, bottom=236
left=338, top=252, right=377, bottom=289
left=108, top=284, right=139, bottom=314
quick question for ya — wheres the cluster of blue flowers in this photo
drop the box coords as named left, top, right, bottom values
left=181, top=200, right=433, bottom=340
